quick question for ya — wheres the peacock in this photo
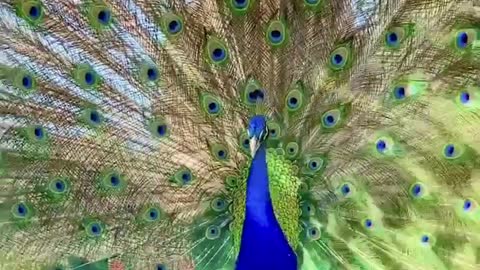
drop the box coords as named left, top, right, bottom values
left=1, top=0, right=480, bottom=269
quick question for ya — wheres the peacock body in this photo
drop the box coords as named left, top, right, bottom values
left=1, top=0, right=480, bottom=269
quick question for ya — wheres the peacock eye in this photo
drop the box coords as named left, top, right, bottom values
left=304, top=156, right=324, bottom=175
left=266, top=20, right=287, bottom=47
left=376, top=139, right=387, bottom=153
left=81, top=108, right=104, bottom=128
left=288, top=97, right=298, bottom=107
left=99, top=170, right=126, bottom=192
left=442, top=143, right=463, bottom=159
left=285, top=88, right=304, bottom=112
left=394, top=86, right=406, bottom=100
left=363, top=219, right=373, bottom=229
left=149, top=118, right=169, bottom=139
left=340, top=182, right=354, bottom=197
left=85, top=221, right=104, bottom=237
left=157, top=124, right=167, bottom=136
left=225, top=176, right=238, bottom=188
left=208, top=102, right=219, bottom=113
left=89, top=110, right=102, bottom=125
left=12, top=202, right=29, bottom=218
left=387, top=32, right=398, bottom=44
left=205, top=225, right=221, bottom=240
left=374, top=136, right=394, bottom=155
left=156, top=264, right=168, bottom=270
left=459, top=91, right=470, bottom=105
left=212, top=48, right=226, bottom=61
left=421, top=235, right=430, bottom=243
left=390, top=79, right=426, bottom=102
left=321, top=109, right=341, bottom=128
left=173, top=167, right=194, bottom=186
left=243, top=80, right=266, bottom=106
left=167, top=18, right=182, bottom=35
left=50, top=178, right=67, bottom=193
left=385, top=28, right=403, bottom=48
left=201, top=93, right=223, bottom=116
left=384, top=25, right=412, bottom=49
left=110, top=175, right=120, bottom=186
left=162, top=13, right=184, bottom=37
left=149, top=209, right=158, bottom=219
left=34, top=126, right=44, bottom=140
left=301, top=203, right=315, bottom=217
left=267, top=121, right=281, bottom=140
left=409, top=182, right=425, bottom=198
left=211, top=197, right=228, bottom=212
left=84, top=71, right=95, bottom=85
left=22, top=75, right=33, bottom=89
left=146, top=67, right=158, bottom=81
left=96, top=9, right=111, bottom=25
left=306, top=225, right=321, bottom=241
left=419, top=233, right=436, bottom=246
left=17, top=1, right=44, bottom=24
left=329, top=46, right=350, bottom=70
left=23, top=125, right=47, bottom=144
left=28, top=5, right=41, bottom=19
left=139, top=62, right=160, bottom=84
left=285, top=142, right=299, bottom=158
left=146, top=207, right=161, bottom=221
left=206, top=37, right=229, bottom=65
left=462, top=198, right=477, bottom=212
left=309, top=160, right=318, bottom=170
left=12, top=69, right=37, bottom=94
left=456, top=31, right=469, bottom=49
left=332, top=54, right=343, bottom=65
left=270, top=30, right=282, bottom=43
left=232, top=0, right=249, bottom=9
left=247, top=89, right=265, bottom=103
left=238, top=132, right=251, bottom=153
left=73, top=64, right=100, bottom=89
left=211, top=143, right=229, bottom=161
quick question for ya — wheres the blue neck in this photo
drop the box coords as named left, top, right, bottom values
left=235, top=145, right=297, bottom=270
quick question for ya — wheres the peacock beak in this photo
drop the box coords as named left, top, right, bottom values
left=250, top=137, right=259, bottom=157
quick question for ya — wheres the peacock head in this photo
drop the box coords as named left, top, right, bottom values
left=247, top=115, right=268, bottom=157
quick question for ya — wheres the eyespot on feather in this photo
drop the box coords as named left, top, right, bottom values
left=160, top=13, right=184, bottom=37
left=201, top=93, right=224, bottom=116
left=328, top=46, right=351, bottom=71
left=266, top=20, right=288, bottom=47
left=210, top=143, right=229, bottom=161
left=205, top=37, right=229, bottom=65
left=87, top=4, right=113, bottom=29
left=73, top=64, right=101, bottom=90
left=148, top=118, right=169, bottom=139
left=15, top=0, right=44, bottom=25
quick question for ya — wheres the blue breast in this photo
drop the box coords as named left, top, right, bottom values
left=235, top=146, right=298, bottom=270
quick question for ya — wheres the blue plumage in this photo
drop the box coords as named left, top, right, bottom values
left=236, top=145, right=297, bottom=270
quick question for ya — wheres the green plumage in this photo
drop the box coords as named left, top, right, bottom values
left=1, top=0, right=480, bottom=269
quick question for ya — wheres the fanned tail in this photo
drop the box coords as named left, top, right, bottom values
left=1, top=0, right=480, bottom=269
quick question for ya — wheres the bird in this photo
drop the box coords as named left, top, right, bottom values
left=0, top=0, right=480, bottom=269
